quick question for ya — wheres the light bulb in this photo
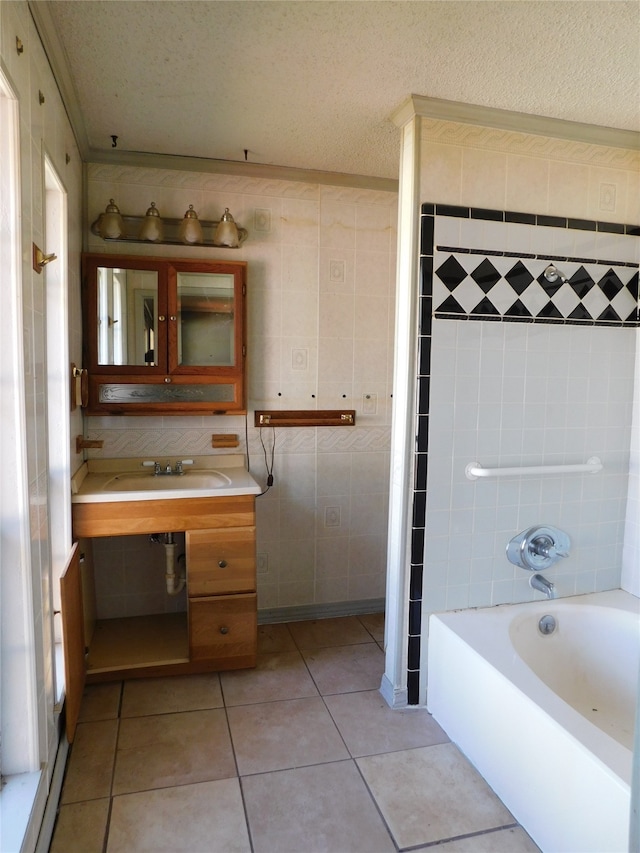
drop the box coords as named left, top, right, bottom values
left=214, top=208, right=239, bottom=248
left=178, top=205, right=203, bottom=244
left=139, top=202, right=164, bottom=242
left=99, top=199, right=125, bottom=239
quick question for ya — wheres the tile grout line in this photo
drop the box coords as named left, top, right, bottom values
left=220, top=676, right=257, bottom=853
left=398, top=821, right=523, bottom=851
left=350, top=752, right=401, bottom=852
left=103, top=679, right=124, bottom=853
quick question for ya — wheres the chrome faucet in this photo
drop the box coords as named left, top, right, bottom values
left=530, top=573, right=555, bottom=599
left=506, top=525, right=570, bottom=572
left=142, top=459, right=193, bottom=476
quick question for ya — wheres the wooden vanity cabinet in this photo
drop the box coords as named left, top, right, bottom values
left=81, top=254, right=247, bottom=415
left=186, top=527, right=257, bottom=666
left=64, top=495, right=257, bottom=740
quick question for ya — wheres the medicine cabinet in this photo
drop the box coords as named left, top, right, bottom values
left=81, top=254, right=247, bottom=414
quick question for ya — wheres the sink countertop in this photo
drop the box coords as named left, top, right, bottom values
left=72, top=454, right=262, bottom=503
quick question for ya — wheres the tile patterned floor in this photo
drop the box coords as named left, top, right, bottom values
left=50, top=614, right=540, bottom=852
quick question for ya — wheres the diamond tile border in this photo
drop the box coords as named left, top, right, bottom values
left=434, top=253, right=638, bottom=325
left=405, top=202, right=639, bottom=705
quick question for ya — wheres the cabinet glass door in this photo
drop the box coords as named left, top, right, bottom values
left=96, top=266, right=159, bottom=366
left=176, top=272, right=235, bottom=367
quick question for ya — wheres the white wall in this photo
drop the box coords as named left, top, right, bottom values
left=84, top=164, right=397, bottom=616
left=0, top=1, right=83, bottom=849
left=622, top=331, right=640, bottom=596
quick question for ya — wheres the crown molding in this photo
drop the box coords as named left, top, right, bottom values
left=28, top=0, right=90, bottom=157
left=87, top=148, right=399, bottom=192
left=392, top=95, right=640, bottom=152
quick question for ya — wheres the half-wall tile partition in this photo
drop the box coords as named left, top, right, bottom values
left=408, top=204, right=639, bottom=704
left=84, top=165, right=397, bottom=618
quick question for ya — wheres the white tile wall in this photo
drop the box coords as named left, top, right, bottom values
left=425, top=318, right=635, bottom=615
left=0, top=0, right=84, bottom=843
left=85, top=166, right=397, bottom=615
left=622, top=333, right=640, bottom=596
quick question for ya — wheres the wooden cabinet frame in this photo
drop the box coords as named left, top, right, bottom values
left=81, top=253, right=247, bottom=414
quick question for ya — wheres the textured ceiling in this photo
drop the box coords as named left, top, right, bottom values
left=45, top=0, right=640, bottom=179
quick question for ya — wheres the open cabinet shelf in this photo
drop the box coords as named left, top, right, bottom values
left=86, top=613, right=189, bottom=674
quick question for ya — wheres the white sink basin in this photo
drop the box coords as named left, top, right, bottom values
left=71, top=455, right=262, bottom=503
left=104, top=470, right=232, bottom=492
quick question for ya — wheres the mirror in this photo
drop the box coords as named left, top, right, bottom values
left=96, top=266, right=158, bottom=366
left=177, top=272, right=235, bottom=367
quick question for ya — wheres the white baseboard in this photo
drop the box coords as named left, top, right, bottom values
left=379, top=673, right=409, bottom=709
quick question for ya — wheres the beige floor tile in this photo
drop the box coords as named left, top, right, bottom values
left=242, top=760, right=396, bottom=852
left=228, top=696, right=349, bottom=775
left=220, top=649, right=318, bottom=706
left=61, top=719, right=119, bottom=804
left=49, top=798, right=110, bottom=853
left=121, top=672, right=222, bottom=717
left=78, top=683, right=122, bottom=722
left=288, top=615, right=374, bottom=649
left=358, top=611, right=385, bottom=642
left=357, top=743, right=514, bottom=848
left=257, top=622, right=297, bottom=653
left=436, top=826, right=541, bottom=852
left=302, top=642, right=384, bottom=694
left=112, top=708, right=235, bottom=795
left=325, top=689, right=449, bottom=756
left=107, top=779, right=250, bottom=853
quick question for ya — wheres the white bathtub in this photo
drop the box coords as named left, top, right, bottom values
left=427, top=589, right=639, bottom=853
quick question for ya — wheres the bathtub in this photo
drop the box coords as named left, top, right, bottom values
left=427, top=590, right=639, bottom=853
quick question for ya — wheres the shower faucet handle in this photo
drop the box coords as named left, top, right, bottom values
left=529, top=533, right=569, bottom=561
left=506, top=525, right=571, bottom=571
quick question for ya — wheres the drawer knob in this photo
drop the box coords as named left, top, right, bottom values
left=218, top=559, right=228, bottom=568
left=219, top=625, right=229, bottom=635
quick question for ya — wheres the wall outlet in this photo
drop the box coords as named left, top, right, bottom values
left=362, top=393, right=377, bottom=415
left=257, top=553, right=269, bottom=573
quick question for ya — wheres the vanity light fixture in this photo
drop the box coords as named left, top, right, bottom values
left=139, top=201, right=164, bottom=242
left=98, top=199, right=125, bottom=239
left=213, top=208, right=240, bottom=248
left=178, top=204, right=204, bottom=245
left=91, top=202, right=248, bottom=247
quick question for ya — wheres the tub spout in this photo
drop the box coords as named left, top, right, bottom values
left=530, top=573, right=555, bottom=599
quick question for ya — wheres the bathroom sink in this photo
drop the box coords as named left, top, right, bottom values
left=103, top=470, right=231, bottom=492
left=71, top=455, right=262, bottom=503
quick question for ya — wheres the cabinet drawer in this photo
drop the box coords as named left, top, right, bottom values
left=189, top=593, right=257, bottom=662
left=186, top=527, right=256, bottom=596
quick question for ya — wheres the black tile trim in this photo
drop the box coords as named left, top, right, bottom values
left=409, top=563, right=423, bottom=600
left=420, top=215, right=434, bottom=257
left=538, top=215, right=567, bottom=228
left=471, top=207, right=503, bottom=221
left=598, top=221, right=625, bottom=234
left=505, top=211, right=536, bottom=225
left=429, top=202, right=639, bottom=235
left=407, top=670, right=420, bottom=705
left=411, top=527, right=425, bottom=565
left=435, top=204, right=470, bottom=218
left=408, top=599, right=422, bottom=635
left=568, top=218, right=597, bottom=231
left=408, top=634, right=421, bottom=670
